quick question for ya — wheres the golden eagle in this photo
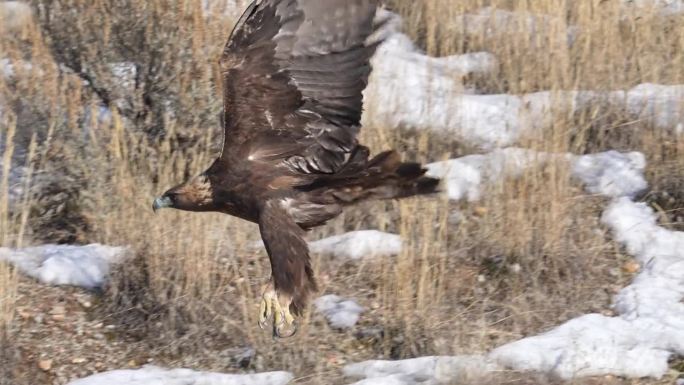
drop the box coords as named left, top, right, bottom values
left=153, top=0, right=439, bottom=337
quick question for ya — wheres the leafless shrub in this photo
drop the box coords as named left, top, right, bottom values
left=30, top=0, right=224, bottom=139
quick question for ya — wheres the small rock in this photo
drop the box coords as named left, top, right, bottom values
left=50, top=305, right=66, bottom=315
left=94, top=362, right=105, bottom=369
left=326, top=354, right=345, bottom=365
left=71, top=357, right=87, bottom=364
left=448, top=211, right=463, bottom=225
left=222, top=347, right=255, bottom=369
left=38, top=359, right=53, bottom=371
left=17, top=308, right=31, bottom=320
left=52, top=313, right=65, bottom=322
left=622, top=261, right=640, bottom=274
left=473, top=206, right=488, bottom=216
left=355, top=326, right=384, bottom=341
left=127, top=359, right=137, bottom=367
left=477, top=274, right=487, bottom=283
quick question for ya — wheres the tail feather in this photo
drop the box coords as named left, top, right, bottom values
left=396, top=162, right=424, bottom=178
left=297, top=149, right=441, bottom=203
left=333, top=150, right=440, bottom=203
left=379, top=155, right=440, bottom=199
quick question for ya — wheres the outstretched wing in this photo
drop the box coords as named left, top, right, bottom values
left=219, top=0, right=387, bottom=174
left=259, top=199, right=316, bottom=315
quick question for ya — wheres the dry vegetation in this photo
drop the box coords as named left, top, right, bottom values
left=0, top=0, right=682, bottom=384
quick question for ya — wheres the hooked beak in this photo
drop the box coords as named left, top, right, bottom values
left=152, top=196, right=173, bottom=213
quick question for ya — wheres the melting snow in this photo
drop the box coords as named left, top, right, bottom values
left=0, top=244, right=127, bottom=289
left=314, top=294, right=364, bottom=329
left=310, top=230, right=402, bottom=261
left=491, top=197, right=684, bottom=378
left=348, top=148, right=683, bottom=382
left=67, top=366, right=293, bottom=385
left=426, top=148, right=647, bottom=201
left=426, top=148, right=553, bottom=201
left=366, top=34, right=503, bottom=148
left=344, top=356, right=499, bottom=385
left=605, top=199, right=684, bottom=340
left=370, top=33, right=498, bottom=93
left=572, top=151, right=648, bottom=198
left=0, top=1, right=33, bottom=35
left=370, top=84, right=683, bottom=150
left=625, top=83, right=684, bottom=134
left=2, top=232, right=401, bottom=290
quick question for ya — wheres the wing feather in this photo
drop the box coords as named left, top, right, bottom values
left=218, top=0, right=386, bottom=174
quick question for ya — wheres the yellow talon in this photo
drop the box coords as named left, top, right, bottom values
left=258, top=283, right=297, bottom=338
left=258, top=290, right=273, bottom=330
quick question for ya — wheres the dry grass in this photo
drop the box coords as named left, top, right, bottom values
left=1, top=109, right=36, bottom=384
left=0, top=0, right=683, bottom=384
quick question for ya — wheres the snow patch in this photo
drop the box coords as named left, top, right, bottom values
left=0, top=244, right=127, bottom=289
left=572, top=151, right=647, bottom=198
left=67, top=366, right=293, bottom=385
left=491, top=198, right=684, bottom=378
left=0, top=1, right=34, bottom=35
left=373, top=34, right=498, bottom=83
left=604, top=199, right=684, bottom=333
left=314, top=294, right=364, bottom=329
left=1, top=59, right=41, bottom=78
left=310, top=230, right=402, bottom=261
left=489, top=314, right=672, bottom=378
left=366, top=34, right=500, bottom=148
left=370, top=84, right=684, bottom=150
left=344, top=356, right=499, bottom=385
left=348, top=149, right=682, bottom=381
left=426, top=148, right=647, bottom=202
left=625, top=83, right=684, bottom=134
left=426, top=148, right=555, bottom=201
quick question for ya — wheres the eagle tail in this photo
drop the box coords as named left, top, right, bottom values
left=297, top=148, right=440, bottom=204
left=306, top=150, right=440, bottom=204
left=366, top=150, right=441, bottom=200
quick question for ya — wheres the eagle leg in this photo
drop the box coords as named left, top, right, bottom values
left=258, top=280, right=297, bottom=338
left=257, top=199, right=317, bottom=338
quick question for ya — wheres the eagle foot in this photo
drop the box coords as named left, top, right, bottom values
left=258, top=284, right=297, bottom=338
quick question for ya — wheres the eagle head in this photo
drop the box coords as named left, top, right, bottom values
left=153, top=174, right=214, bottom=213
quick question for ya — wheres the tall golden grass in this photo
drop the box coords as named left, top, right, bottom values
left=0, top=0, right=682, bottom=382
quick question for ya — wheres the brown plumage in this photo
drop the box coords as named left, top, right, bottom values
left=153, top=0, right=440, bottom=337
